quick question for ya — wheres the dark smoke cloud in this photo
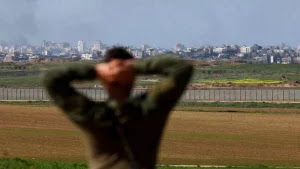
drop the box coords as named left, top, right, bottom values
left=0, top=0, right=38, bottom=45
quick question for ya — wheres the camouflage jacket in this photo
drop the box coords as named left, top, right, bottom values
left=44, top=57, right=194, bottom=169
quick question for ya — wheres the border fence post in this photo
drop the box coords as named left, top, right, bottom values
left=213, top=89, right=215, bottom=101
left=255, top=89, right=257, bottom=102
left=271, top=89, right=273, bottom=102
left=288, top=89, right=290, bottom=102
left=38, top=88, right=40, bottom=101
left=294, top=89, right=296, bottom=102
left=234, top=89, right=237, bottom=101
left=94, top=88, right=96, bottom=100
left=260, top=89, right=262, bottom=101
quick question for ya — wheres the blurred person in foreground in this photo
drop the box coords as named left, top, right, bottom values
left=44, top=47, right=193, bottom=169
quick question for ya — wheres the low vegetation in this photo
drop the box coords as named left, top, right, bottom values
left=198, top=79, right=284, bottom=85
left=0, top=159, right=296, bottom=169
left=192, top=62, right=300, bottom=83
left=0, top=61, right=299, bottom=87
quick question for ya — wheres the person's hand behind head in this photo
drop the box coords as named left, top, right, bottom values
left=95, top=59, right=135, bottom=86
left=95, top=59, right=135, bottom=102
left=95, top=63, right=114, bottom=84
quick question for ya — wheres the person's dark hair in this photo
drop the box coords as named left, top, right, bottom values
left=104, top=47, right=134, bottom=62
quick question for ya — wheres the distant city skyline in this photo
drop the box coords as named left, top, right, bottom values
left=1, top=0, right=300, bottom=48
left=0, top=40, right=298, bottom=49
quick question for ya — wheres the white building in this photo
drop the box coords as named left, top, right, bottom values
left=20, top=46, right=28, bottom=54
left=131, top=50, right=143, bottom=59
left=99, top=49, right=107, bottom=56
left=43, top=50, right=52, bottom=56
left=4, top=46, right=9, bottom=53
left=146, top=48, right=160, bottom=56
left=213, top=47, right=227, bottom=54
left=92, top=41, right=104, bottom=51
left=230, top=45, right=239, bottom=50
left=294, top=56, right=300, bottom=63
left=282, top=57, right=291, bottom=64
left=173, top=43, right=185, bottom=53
left=185, top=48, right=193, bottom=52
left=240, top=46, right=252, bottom=54
left=9, top=47, right=15, bottom=54
left=78, top=40, right=86, bottom=53
left=81, top=54, right=93, bottom=60
left=0, top=45, right=3, bottom=52
left=140, top=44, right=150, bottom=51
left=29, top=55, right=40, bottom=62
left=3, top=54, right=13, bottom=62
left=270, top=55, right=274, bottom=63
left=274, top=49, right=285, bottom=54
left=296, top=46, right=300, bottom=53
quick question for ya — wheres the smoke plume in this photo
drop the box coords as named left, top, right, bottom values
left=0, top=0, right=38, bottom=45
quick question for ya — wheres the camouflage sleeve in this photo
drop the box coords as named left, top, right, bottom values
left=43, top=64, right=113, bottom=128
left=133, top=56, right=194, bottom=114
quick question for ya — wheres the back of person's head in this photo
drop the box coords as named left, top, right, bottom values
left=104, top=47, right=134, bottom=62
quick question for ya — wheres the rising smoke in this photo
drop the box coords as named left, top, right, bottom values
left=0, top=0, right=38, bottom=45
left=0, top=0, right=300, bottom=47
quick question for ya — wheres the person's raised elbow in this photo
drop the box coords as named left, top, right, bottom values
left=43, top=69, right=66, bottom=93
left=172, top=61, right=194, bottom=87
left=181, top=61, right=194, bottom=77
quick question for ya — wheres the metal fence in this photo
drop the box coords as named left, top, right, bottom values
left=0, top=87, right=300, bottom=102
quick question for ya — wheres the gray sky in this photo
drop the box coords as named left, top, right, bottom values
left=1, top=0, right=300, bottom=48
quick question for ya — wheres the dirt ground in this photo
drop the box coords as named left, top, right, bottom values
left=175, top=107, right=300, bottom=113
left=0, top=105, right=299, bottom=166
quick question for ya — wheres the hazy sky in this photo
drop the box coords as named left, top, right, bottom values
left=1, top=0, right=300, bottom=48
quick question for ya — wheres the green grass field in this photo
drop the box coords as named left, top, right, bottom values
left=192, top=62, right=300, bottom=83
left=1, top=61, right=299, bottom=87
left=0, top=159, right=297, bottom=169
left=198, top=79, right=284, bottom=85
